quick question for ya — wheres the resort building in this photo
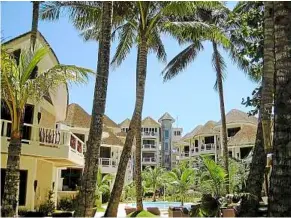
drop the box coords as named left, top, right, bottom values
left=175, top=109, right=257, bottom=162
left=57, top=103, right=133, bottom=196
left=1, top=31, right=133, bottom=211
left=1, top=31, right=81, bottom=210
left=119, top=113, right=182, bottom=170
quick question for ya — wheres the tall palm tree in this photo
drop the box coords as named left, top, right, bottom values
left=40, top=2, right=113, bottom=216
left=142, top=166, right=165, bottom=202
left=166, top=163, right=195, bottom=206
left=269, top=2, right=291, bottom=216
left=162, top=6, right=249, bottom=194
left=0, top=46, right=92, bottom=217
left=30, top=1, right=40, bottom=50
left=238, top=1, right=274, bottom=216
left=101, top=2, right=228, bottom=215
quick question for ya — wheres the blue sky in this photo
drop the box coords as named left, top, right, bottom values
left=1, top=1, right=257, bottom=134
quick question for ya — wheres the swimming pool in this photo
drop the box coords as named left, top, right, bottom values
left=128, top=201, right=190, bottom=210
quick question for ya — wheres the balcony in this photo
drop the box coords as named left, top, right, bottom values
left=141, top=131, right=158, bottom=138
left=200, top=143, right=217, bottom=154
left=142, top=157, right=157, bottom=164
left=1, top=119, right=84, bottom=166
left=142, top=144, right=157, bottom=150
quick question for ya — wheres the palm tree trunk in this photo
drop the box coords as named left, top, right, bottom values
left=269, top=2, right=291, bottom=216
left=135, top=117, right=143, bottom=211
left=212, top=42, right=229, bottom=194
left=240, top=2, right=274, bottom=216
left=74, top=2, right=112, bottom=217
left=239, top=116, right=266, bottom=216
left=30, top=1, right=40, bottom=50
left=1, top=136, right=22, bottom=217
left=104, top=38, right=148, bottom=217
left=153, top=190, right=156, bottom=202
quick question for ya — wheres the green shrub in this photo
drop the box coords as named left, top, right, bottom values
left=57, top=197, right=76, bottom=211
left=38, top=190, right=55, bottom=216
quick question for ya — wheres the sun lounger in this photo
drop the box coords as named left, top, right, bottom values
left=221, top=208, right=236, bottom=217
left=147, top=207, right=160, bottom=216
left=124, top=206, right=136, bottom=215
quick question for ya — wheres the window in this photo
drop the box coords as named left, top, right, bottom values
left=12, top=49, right=21, bottom=65
left=154, top=128, right=157, bottom=133
left=227, top=127, right=241, bottom=137
left=195, top=140, right=198, bottom=147
left=204, top=136, right=214, bottom=144
left=61, top=168, right=82, bottom=191
left=164, top=130, right=169, bottom=139
left=177, top=131, right=180, bottom=136
left=165, top=142, right=168, bottom=151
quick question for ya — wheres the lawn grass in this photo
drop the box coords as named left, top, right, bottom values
left=128, top=210, right=156, bottom=217
left=96, top=207, right=105, bottom=212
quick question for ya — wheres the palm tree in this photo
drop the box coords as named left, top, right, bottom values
left=0, top=46, right=92, bottom=217
left=269, top=2, right=291, bottom=216
left=142, top=166, right=165, bottom=202
left=200, top=155, right=226, bottom=197
left=166, top=163, right=195, bottom=206
left=236, top=2, right=274, bottom=216
left=162, top=6, right=250, bottom=194
left=102, top=2, right=228, bottom=215
left=40, top=2, right=113, bottom=216
left=95, top=168, right=113, bottom=208
left=30, top=1, right=40, bottom=50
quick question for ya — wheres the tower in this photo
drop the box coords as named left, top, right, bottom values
left=158, top=112, right=175, bottom=170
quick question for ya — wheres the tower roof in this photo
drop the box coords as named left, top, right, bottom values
left=158, top=112, right=175, bottom=123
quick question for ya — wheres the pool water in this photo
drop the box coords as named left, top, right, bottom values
left=128, top=201, right=190, bottom=210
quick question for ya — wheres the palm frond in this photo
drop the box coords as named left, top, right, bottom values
left=162, top=41, right=203, bottom=82
left=148, top=29, right=167, bottom=63
left=111, top=22, right=136, bottom=68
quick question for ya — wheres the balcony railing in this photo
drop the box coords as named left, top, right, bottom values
left=142, top=157, right=156, bottom=163
left=200, top=143, right=216, bottom=152
left=141, top=132, right=157, bottom=137
left=1, top=119, right=84, bottom=156
left=142, top=144, right=157, bottom=149
left=99, top=158, right=118, bottom=167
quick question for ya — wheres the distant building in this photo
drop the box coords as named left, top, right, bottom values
left=174, top=109, right=257, bottom=163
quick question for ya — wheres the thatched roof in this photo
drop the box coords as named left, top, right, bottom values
left=217, top=109, right=257, bottom=126
left=101, top=126, right=123, bottom=146
left=61, top=103, right=119, bottom=129
left=119, top=118, right=131, bottom=127
left=181, top=125, right=203, bottom=140
left=228, top=125, right=257, bottom=147
left=196, top=121, right=219, bottom=135
left=174, top=140, right=189, bottom=147
left=116, top=131, right=127, bottom=137
left=142, top=116, right=160, bottom=127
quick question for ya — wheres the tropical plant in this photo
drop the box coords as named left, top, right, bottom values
left=0, top=46, right=92, bottom=217
left=161, top=5, right=252, bottom=193
left=38, top=190, right=55, bottom=216
left=40, top=2, right=114, bottom=216
left=228, top=159, right=248, bottom=193
left=95, top=168, right=114, bottom=208
left=269, top=2, right=291, bottom=217
left=200, top=155, right=226, bottom=197
left=166, top=162, right=195, bottom=206
left=142, top=166, right=166, bottom=202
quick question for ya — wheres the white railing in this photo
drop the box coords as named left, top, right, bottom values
left=142, top=132, right=157, bottom=137
left=142, top=144, right=157, bottom=149
left=200, top=143, right=216, bottom=152
left=99, top=158, right=118, bottom=167
left=142, top=157, right=156, bottom=163
left=1, top=119, right=84, bottom=156
left=180, top=152, right=190, bottom=157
